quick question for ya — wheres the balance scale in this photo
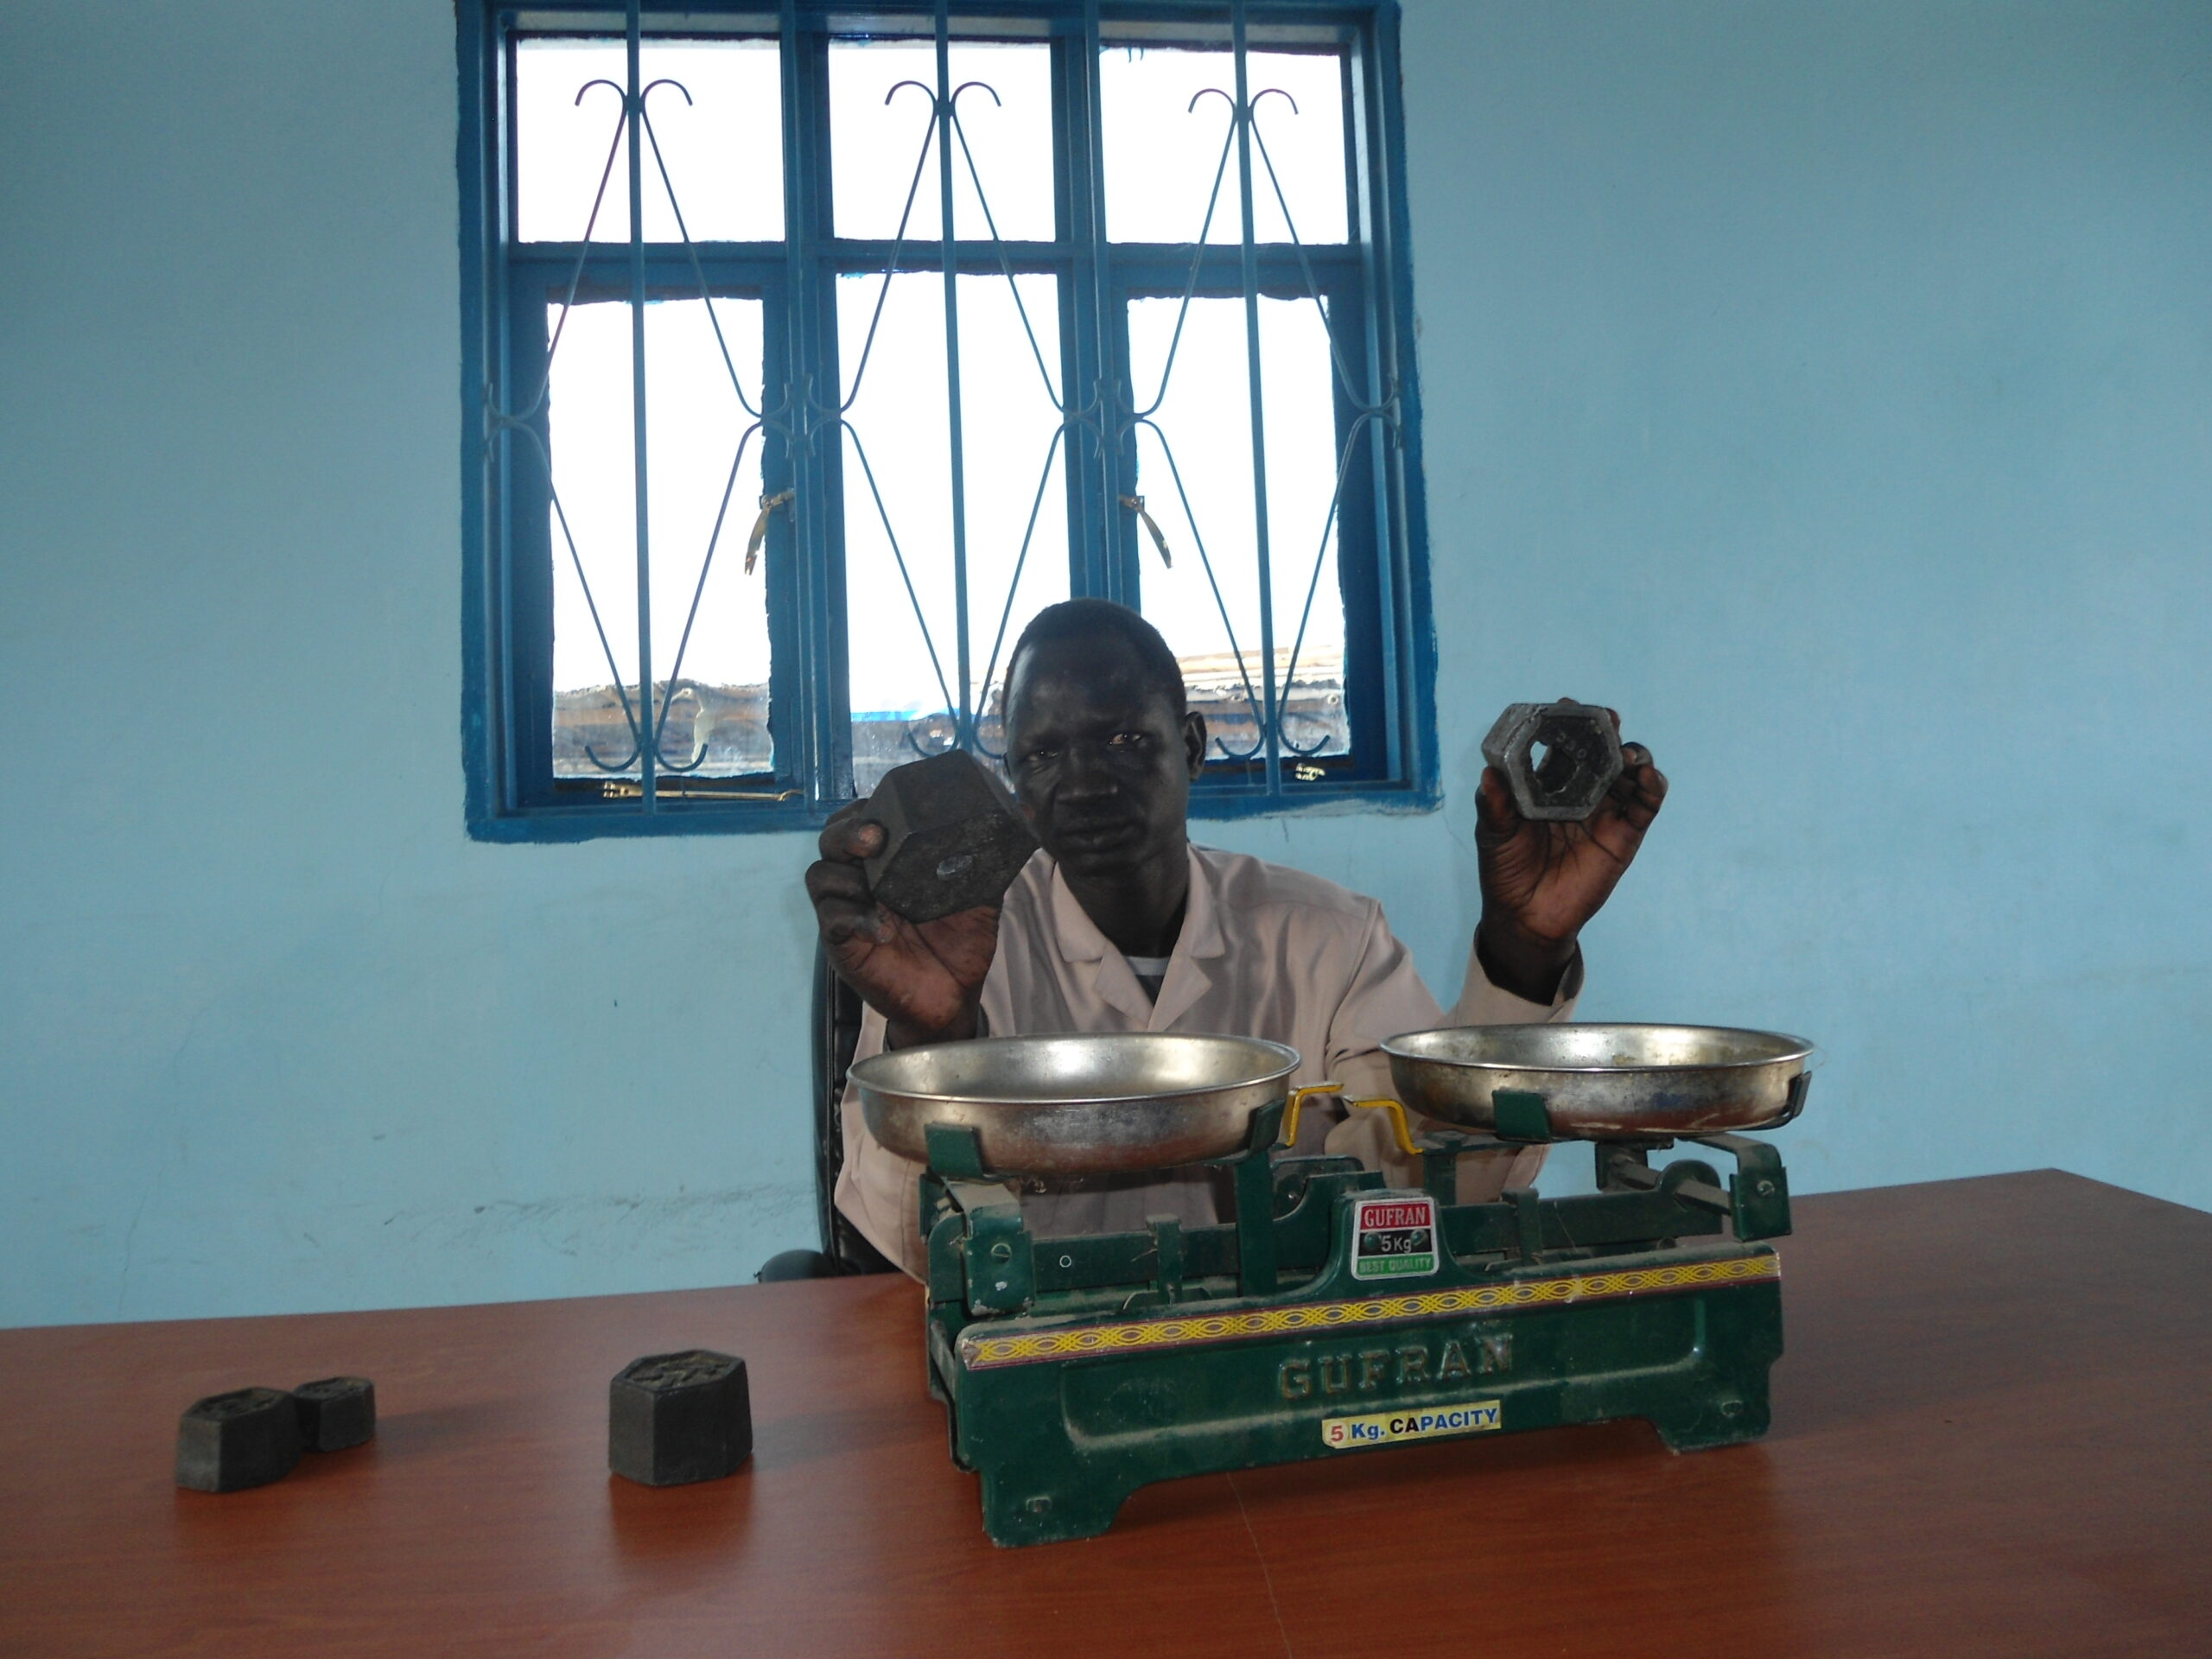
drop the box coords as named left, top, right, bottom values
left=853, top=1023, right=1813, bottom=1548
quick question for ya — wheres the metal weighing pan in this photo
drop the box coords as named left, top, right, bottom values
left=852, top=1032, right=1302, bottom=1177
left=1382, top=1024, right=1814, bottom=1140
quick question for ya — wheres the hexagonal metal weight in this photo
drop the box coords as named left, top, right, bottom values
left=175, top=1386, right=302, bottom=1493
left=862, top=750, right=1039, bottom=923
left=608, top=1350, right=753, bottom=1488
left=1481, top=699, right=1624, bottom=822
left=293, top=1376, right=376, bottom=1452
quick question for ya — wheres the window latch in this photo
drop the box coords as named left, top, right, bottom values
left=744, top=488, right=796, bottom=575
left=1119, top=494, right=1173, bottom=569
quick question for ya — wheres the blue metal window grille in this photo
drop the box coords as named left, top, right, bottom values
left=459, top=0, right=1436, bottom=839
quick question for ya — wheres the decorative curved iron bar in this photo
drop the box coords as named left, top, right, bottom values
left=484, top=77, right=645, bottom=774
left=496, top=3, right=1432, bottom=810
left=802, top=77, right=957, bottom=743
left=488, top=416, right=647, bottom=772
left=1133, top=417, right=1267, bottom=762
left=647, top=421, right=764, bottom=766
left=499, top=81, right=631, bottom=429
left=1112, top=89, right=1344, bottom=767
left=837, top=80, right=944, bottom=413
left=817, top=70, right=1106, bottom=766
left=946, top=84, right=1064, bottom=412
left=948, top=73, right=1115, bottom=464
left=967, top=425, right=1070, bottom=760
left=899, top=714, right=962, bottom=760
left=1274, top=715, right=1336, bottom=761
left=1274, top=407, right=1389, bottom=759
left=1122, top=84, right=1402, bottom=765
left=1130, top=93, right=1241, bottom=421
left=1246, top=104, right=1383, bottom=414
left=559, top=48, right=1383, bottom=787
left=1234, top=93, right=1399, bottom=760
left=586, top=736, right=645, bottom=774
left=654, top=680, right=709, bottom=773
left=637, top=80, right=766, bottom=423
left=840, top=422, right=959, bottom=724
left=486, top=68, right=800, bottom=780
left=632, top=75, right=785, bottom=769
left=799, top=71, right=1379, bottom=779
left=509, top=67, right=800, bottom=779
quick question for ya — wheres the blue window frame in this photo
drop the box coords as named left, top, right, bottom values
left=458, top=0, right=1435, bottom=839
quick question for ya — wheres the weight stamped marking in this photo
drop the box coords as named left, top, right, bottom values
left=1323, top=1400, right=1502, bottom=1449
left=957, top=1253, right=1779, bottom=1370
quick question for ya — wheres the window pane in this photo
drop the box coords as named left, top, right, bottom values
left=545, top=297, right=772, bottom=778
left=515, top=39, right=783, bottom=243
left=829, top=42, right=1054, bottom=242
left=838, top=271, right=1069, bottom=791
left=1128, top=296, right=1347, bottom=761
left=1102, top=48, right=1348, bottom=245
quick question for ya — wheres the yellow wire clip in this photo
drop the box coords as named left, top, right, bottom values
left=1280, top=1084, right=1421, bottom=1156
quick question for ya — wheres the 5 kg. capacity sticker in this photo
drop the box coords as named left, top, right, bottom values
left=1351, top=1194, right=1439, bottom=1280
left=1323, top=1401, right=1502, bottom=1448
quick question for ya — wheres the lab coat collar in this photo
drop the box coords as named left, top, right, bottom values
left=1047, top=845, right=1224, bottom=1030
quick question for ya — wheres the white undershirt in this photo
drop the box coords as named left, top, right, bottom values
left=1124, top=954, right=1171, bottom=1001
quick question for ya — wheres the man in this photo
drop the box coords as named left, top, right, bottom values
left=807, top=600, right=1667, bottom=1278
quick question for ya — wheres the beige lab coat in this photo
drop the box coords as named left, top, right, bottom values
left=833, top=843, right=1580, bottom=1278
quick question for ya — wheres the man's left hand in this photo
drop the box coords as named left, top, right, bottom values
left=1474, top=706, right=1667, bottom=1003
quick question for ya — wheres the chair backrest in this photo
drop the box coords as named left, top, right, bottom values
left=811, top=941, right=895, bottom=1273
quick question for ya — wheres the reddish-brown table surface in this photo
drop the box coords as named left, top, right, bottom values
left=2, top=1171, right=2206, bottom=1657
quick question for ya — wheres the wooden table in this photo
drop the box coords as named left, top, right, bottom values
left=1, top=1172, right=2205, bottom=1656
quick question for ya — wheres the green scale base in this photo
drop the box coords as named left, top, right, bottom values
left=918, top=1101, right=1795, bottom=1547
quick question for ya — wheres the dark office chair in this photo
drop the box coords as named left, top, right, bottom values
left=755, top=943, right=898, bottom=1281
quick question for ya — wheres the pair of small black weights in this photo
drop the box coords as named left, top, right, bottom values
left=175, top=1376, right=375, bottom=1493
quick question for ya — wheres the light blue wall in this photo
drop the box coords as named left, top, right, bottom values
left=2, top=1, right=2204, bottom=1326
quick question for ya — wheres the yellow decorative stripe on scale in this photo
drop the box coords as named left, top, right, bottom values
left=957, top=1255, right=1779, bottom=1371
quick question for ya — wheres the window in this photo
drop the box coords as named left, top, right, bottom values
left=459, top=0, right=1435, bottom=837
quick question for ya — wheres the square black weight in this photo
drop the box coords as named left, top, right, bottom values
left=293, top=1376, right=376, bottom=1452
left=609, top=1350, right=752, bottom=1487
left=861, top=750, right=1039, bottom=923
left=175, top=1386, right=302, bottom=1493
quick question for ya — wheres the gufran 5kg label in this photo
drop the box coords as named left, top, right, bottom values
left=1351, top=1194, right=1439, bottom=1280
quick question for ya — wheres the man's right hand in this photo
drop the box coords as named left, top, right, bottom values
left=804, top=799, right=1000, bottom=1049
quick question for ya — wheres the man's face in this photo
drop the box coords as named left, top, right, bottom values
left=1003, top=633, right=1205, bottom=883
